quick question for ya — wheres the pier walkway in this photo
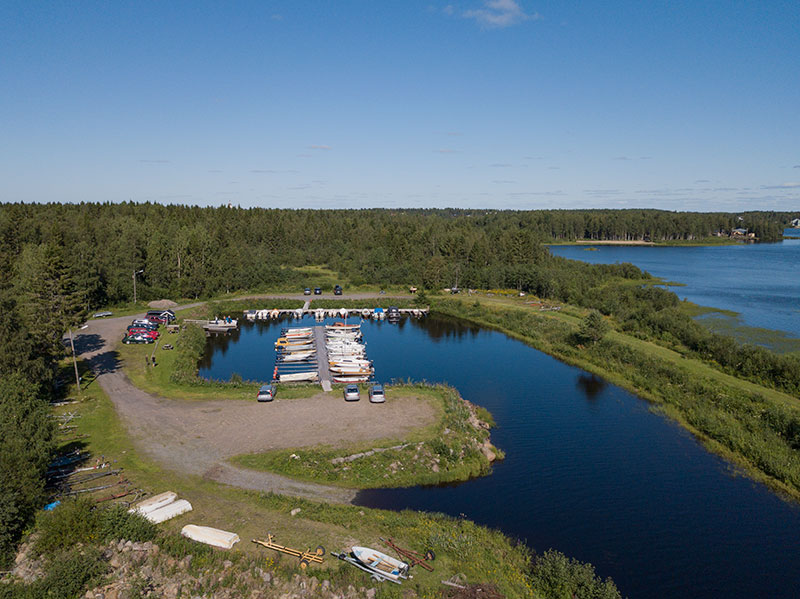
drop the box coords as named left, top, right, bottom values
left=313, top=326, right=332, bottom=392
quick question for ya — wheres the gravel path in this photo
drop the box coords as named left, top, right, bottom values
left=75, top=296, right=431, bottom=504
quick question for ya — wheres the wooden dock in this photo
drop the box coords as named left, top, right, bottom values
left=313, top=326, right=332, bottom=392
left=245, top=307, right=428, bottom=321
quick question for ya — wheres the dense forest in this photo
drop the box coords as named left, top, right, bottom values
left=0, top=203, right=792, bottom=305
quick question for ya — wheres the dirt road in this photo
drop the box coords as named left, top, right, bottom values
left=75, top=296, right=432, bottom=504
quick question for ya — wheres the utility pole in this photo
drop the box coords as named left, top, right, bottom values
left=68, top=328, right=81, bottom=395
left=133, top=268, right=144, bottom=304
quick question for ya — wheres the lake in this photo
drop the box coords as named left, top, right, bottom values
left=550, top=231, right=800, bottom=341
left=200, top=315, right=800, bottom=599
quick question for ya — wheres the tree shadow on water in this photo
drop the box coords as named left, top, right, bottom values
left=576, top=373, right=607, bottom=400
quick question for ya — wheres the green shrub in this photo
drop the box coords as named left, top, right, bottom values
left=35, top=498, right=156, bottom=557
left=531, top=549, right=621, bottom=599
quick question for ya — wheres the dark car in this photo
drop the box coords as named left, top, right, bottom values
left=303, top=288, right=312, bottom=295
left=148, top=309, right=176, bottom=322
left=333, top=285, right=343, bottom=296
left=123, top=334, right=154, bottom=344
left=314, top=287, right=322, bottom=295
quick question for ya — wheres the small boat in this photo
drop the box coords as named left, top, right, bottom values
left=143, top=499, right=193, bottom=523
left=181, top=525, right=240, bottom=549
left=333, top=375, right=371, bottom=383
left=333, top=546, right=409, bottom=583
left=361, top=308, right=371, bottom=318
left=280, top=351, right=316, bottom=362
left=270, top=309, right=280, bottom=319
left=129, top=491, right=176, bottom=516
left=326, top=323, right=361, bottom=330
left=278, top=371, right=319, bottom=382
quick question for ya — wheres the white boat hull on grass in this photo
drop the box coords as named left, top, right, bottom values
left=144, top=499, right=193, bottom=523
left=181, top=525, right=240, bottom=549
left=128, top=491, right=176, bottom=516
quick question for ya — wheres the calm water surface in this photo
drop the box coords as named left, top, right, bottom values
left=200, top=316, right=800, bottom=599
left=550, top=232, right=800, bottom=338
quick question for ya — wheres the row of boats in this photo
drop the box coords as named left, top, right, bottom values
left=273, top=327, right=319, bottom=383
left=325, top=323, right=373, bottom=383
left=246, top=307, right=426, bottom=322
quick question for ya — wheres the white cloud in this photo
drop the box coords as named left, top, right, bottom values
left=463, top=0, right=538, bottom=28
left=309, top=145, right=331, bottom=150
left=762, top=182, right=800, bottom=189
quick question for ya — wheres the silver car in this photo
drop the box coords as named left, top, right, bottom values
left=343, top=384, right=360, bottom=401
left=257, top=384, right=275, bottom=402
left=369, top=384, right=385, bottom=403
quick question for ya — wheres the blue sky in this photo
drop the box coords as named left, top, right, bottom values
left=1, top=1, right=798, bottom=211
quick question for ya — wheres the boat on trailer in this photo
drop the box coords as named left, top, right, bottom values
left=333, top=546, right=409, bottom=584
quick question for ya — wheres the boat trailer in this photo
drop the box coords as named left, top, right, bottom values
left=252, top=534, right=325, bottom=569
left=331, top=550, right=409, bottom=585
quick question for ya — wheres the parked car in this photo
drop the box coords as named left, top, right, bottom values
left=369, top=384, right=385, bottom=403
left=314, top=287, right=322, bottom=295
left=93, top=311, right=113, bottom=318
left=303, top=288, right=312, bottom=295
left=257, top=384, right=275, bottom=402
left=343, top=384, right=360, bottom=401
left=333, top=284, right=343, bottom=296
left=127, top=327, right=159, bottom=339
left=147, top=310, right=175, bottom=322
left=131, top=319, right=158, bottom=329
left=123, top=334, right=154, bottom=344
left=146, top=314, right=168, bottom=324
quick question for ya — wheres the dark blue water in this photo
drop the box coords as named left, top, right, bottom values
left=550, top=232, right=800, bottom=339
left=200, top=315, right=800, bottom=599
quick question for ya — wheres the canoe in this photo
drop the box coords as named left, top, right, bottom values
left=129, top=491, right=176, bottom=515
left=181, top=525, right=240, bottom=549
left=144, top=499, right=193, bottom=523
left=333, top=376, right=371, bottom=383
left=352, top=546, right=409, bottom=581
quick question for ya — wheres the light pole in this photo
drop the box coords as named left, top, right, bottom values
left=133, top=269, right=144, bottom=304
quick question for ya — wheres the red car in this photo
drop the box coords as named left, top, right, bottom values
left=127, top=327, right=159, bottom=339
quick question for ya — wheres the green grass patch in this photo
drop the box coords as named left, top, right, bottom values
left=232, top=384, right=499, bottom=489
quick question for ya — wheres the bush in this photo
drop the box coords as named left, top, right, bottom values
left=0, top=547, right=107, bottom=599
left=531, top=549, right=621, bottom=599
left=35, top=498, right=156, bottom=557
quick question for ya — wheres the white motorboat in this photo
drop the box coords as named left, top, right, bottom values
left=278, top=371, right=318, bottom=382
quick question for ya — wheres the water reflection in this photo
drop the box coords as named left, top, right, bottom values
left=576, top=373, right=606, bottom=400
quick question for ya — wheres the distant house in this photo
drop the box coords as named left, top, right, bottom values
left=791, top=218, right=800, bottom=228
left=731, top=228, right=748, bottom=236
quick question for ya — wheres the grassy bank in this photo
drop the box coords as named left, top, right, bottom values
left=10, top=364, right=621, bottom=599
left=233, top=384, right=503, bottom=488
left=431, top=296, right=800, bottom=501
